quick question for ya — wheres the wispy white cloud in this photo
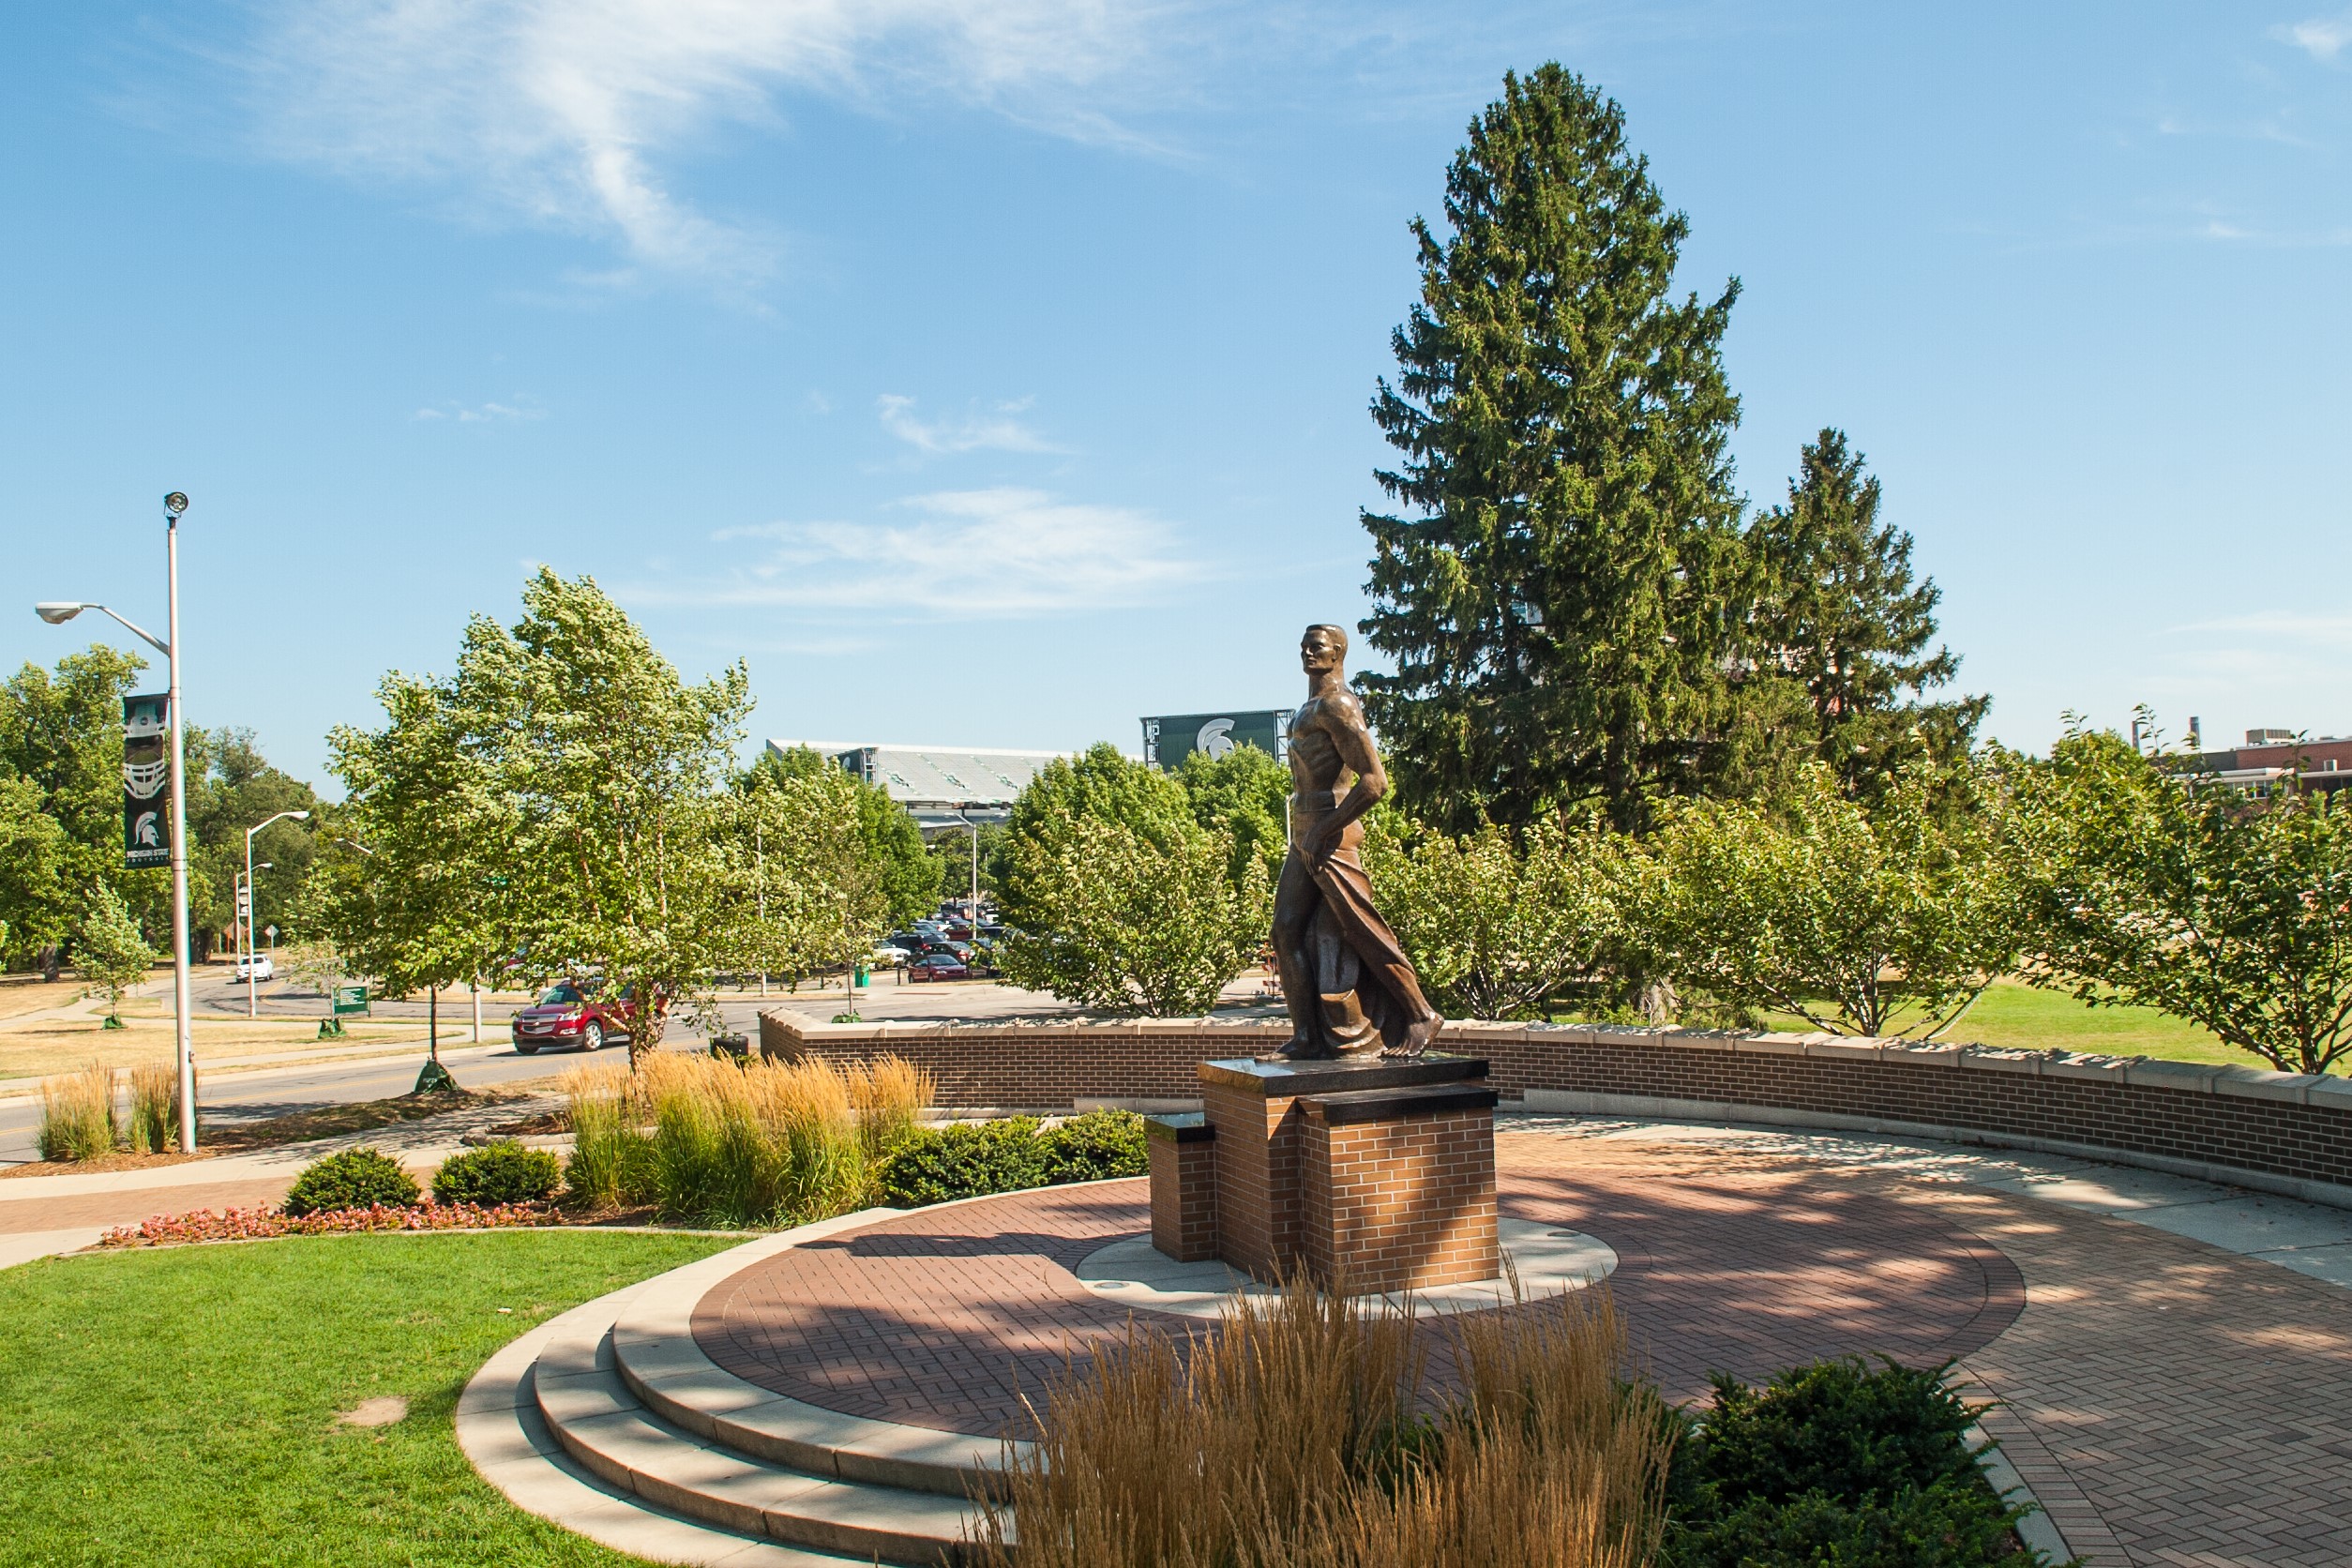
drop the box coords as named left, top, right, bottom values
left=645, top=487, right=1203, bottom=616
left=237, top=0, right=1174, bottom=287
left=414, top=398, right=546, bottom=423
left=2274, top=9, right=2352, bottom=62
left=876, top=394, right=1063, bottom=455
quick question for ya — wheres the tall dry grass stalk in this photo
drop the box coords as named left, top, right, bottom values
left=127, top=1063, right=176, bottom=1154
left=978, top=1280, right=1669, bottom=1568
left=38, top=1063, right=118, bottom=1162
left=560, top=1052, right=932, bottom=1225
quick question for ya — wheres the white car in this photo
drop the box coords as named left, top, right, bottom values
left=234, top=954, right=275, bottom=982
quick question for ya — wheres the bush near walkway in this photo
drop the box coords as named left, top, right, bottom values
left=283, top=1147, right=419, bottom=1216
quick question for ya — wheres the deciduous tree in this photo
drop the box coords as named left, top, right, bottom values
left=74, top=882, right=156, bottom=1026
left=2002, top=722, right=2352, bottom=1074
left=1361, top=810, right=1623, bottom=1021
left=1627, top=766, right=2017, bottom=1036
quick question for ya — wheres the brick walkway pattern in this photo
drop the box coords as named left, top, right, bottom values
left=694, top=1156, right=2016, bottom=1425
left=695, top=1129, right=2352, bottom=1565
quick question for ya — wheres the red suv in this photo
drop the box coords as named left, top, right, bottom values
left=510, top=980, right=634, bottom=1054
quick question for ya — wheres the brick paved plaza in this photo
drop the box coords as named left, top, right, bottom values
left=682, top=1121, right=2352, bottom=1566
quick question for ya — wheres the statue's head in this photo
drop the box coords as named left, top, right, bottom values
left=1301, top=624, right=1348, bottom=674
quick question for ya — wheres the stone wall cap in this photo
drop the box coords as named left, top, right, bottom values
left=1733, top=1033, right=1809, bottom=1057
left=1880, top=1039, right=1966, bottom=1063
left=1803, top=1038, right=1884, bottom=1062
left=2119, top=1057, right=2221, bottom=1091
left=1143, top=1112, right=1214, bottom=1142
left=1197, top=1053, right=1488, bottom=1096
left=2303, top=1075, right=2352, bottom=1110
left=1299, top=1083, right=1500, bottom=1125
left=2041, top=1051, right=2133, bottom=1083
left=1959, top=1047, right=2044, bottom=1076
left=2211, top=1065, right=2320, bottom=1105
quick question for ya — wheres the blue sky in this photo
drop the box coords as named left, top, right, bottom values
left=4, top=2, right=2348, bottom=792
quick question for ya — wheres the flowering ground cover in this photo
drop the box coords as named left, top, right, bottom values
left=0, top=1229, right=737, bottom=1566
left=100, top=1199, right=561, bottom=1247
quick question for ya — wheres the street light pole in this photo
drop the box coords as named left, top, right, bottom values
left=34, top=494, right=198, bottom=1152
left=245, top=810, right=310, bottom=1017
left=166, top=502, right=192, bottom=1151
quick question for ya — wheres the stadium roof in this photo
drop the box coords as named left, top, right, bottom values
left=766, top=740, right=1082, bottom=825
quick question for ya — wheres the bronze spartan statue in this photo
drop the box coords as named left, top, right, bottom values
left=1274, top=625, right=1443, bottom=1059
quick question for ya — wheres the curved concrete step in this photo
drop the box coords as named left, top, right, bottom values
left=458, top=1284, right=881, bottom=1567
left=533, top=1314, right=999, bottom=1565
left=598, top=1200, right=1037, bottom=1503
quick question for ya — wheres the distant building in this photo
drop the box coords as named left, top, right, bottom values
left=2179, top=727, right=2352, bottom=797
left=766, top=741, right=1077, bottom=829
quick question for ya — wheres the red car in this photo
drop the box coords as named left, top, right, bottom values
left=906, top=953, right=971, bottom=983
left=511, top=980, right=635, bottom=1053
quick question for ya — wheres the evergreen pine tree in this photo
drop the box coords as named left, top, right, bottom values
left=1750, top=429, right=1985, bottom=794
left=1360, top=65, right=1745, bottom=835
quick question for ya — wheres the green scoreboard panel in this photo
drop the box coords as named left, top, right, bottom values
left=1141, top=710, right=1290, bottom=770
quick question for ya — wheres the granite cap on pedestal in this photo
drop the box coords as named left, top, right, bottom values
left=1198, top=1053, right=1488, bottom=1096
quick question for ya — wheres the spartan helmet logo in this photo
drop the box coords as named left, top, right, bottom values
left=132, top=810, right=161, bottom=849
left=1196, top=717, right=1236, bottom=760
left=123, top=759, right=169, bottom=799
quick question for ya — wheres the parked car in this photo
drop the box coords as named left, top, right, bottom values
left=906, top=953, right=972, bottom=982
left=885, top=932, right=929, bottom=955
left=921, top=939, right=973, bottom=961
left=867, top=942, right=908, bottom=968
left=234, top=953, right=275, bottom=982
left=510, top=980, right=635, bottom=1053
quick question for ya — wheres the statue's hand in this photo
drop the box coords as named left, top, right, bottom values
left=1305, top=822, right=1341, bottom=863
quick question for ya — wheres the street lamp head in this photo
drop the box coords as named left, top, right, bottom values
left=35, top=602, right=86, bottom=625
left=256, top=862, right=274, bottom=873
left=163, top=492, right=188, bottom=517
left=290, top=810, right=311, bottom=822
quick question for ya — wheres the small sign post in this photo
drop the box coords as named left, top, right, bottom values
left=332, top=984, right=369, bottom=1018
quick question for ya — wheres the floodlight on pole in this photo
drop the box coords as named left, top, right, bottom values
left=33, top=493, right=198, bottom=1151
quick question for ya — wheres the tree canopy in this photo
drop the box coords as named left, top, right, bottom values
left=1359, top=64, right=1746, bottom=835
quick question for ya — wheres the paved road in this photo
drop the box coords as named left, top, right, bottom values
left=0, top=994, right=779, bottom=1167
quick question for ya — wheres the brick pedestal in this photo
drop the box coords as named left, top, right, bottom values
left=1146, top=1113, right=1218, bottom=1262
left=1299, top=1086, right=1499, bottom=1291
left=1153, top=1054, right=1496, bottom=1287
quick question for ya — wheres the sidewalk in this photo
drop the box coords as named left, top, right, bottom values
left=0, top=1091, right=562, bottom=1269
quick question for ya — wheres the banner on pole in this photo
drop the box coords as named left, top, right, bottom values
left=122, top=693, right=171, bottom=870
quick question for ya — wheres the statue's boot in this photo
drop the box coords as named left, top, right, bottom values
left=1320, top=990, right=1382, bottom=1058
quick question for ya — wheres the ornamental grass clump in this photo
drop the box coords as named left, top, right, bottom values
left=977, top=1277, right=1670, bottom=1568
left=127, top=1063, right=176, bottom=1154
left=37, top=1063, right=117, bottom=1162
left=560, top=1052, right=933, bottom=1226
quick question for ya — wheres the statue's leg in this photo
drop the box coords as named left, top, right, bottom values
left=1309, top=900, right=1380, bottom=1057
left=1271, top=850, right=1328, bottom=1057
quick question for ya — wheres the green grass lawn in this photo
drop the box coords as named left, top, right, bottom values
left=1939, top=979, right=2247, bottom=1065
left=1746, top=978, right=2257, bottom=1067
left=0, top=1229, right=740, bottom=1567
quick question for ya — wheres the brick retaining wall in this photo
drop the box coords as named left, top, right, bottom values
left=759, top=1008, right=2352, bottom=1209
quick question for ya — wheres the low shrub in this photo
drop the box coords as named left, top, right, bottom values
left=1663, top=1357, right=2042, bottom=1568
left=877, top=1118, right=1048, bottom=1207
left=1038, top=1109, right=1148, bottom=1184
left=37, top=1064, right=116, bottom=1162
left=432, top=1141, right=564, bottom=1206
left=100, top=1199, right=558, bottom=1248
left=283, top=1147, right=419, bottom=1217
